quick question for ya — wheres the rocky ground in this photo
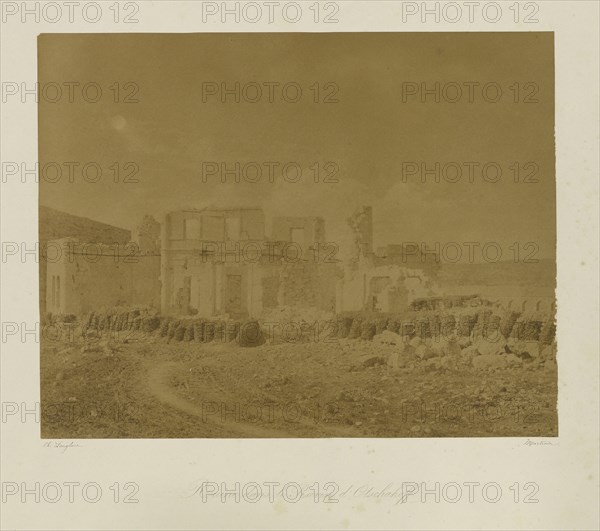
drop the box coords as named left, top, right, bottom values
left=40, top=329, right=557, bottom=438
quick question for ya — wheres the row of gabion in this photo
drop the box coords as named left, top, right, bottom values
left=82, top=307, right=556, bottom=346
left=159, top=318, right=265, bottom=346
left=85, top=310, right=161, bottom=334
left=84, top=310, right=262, bottom=346
left=335, top=309, right=556, bottom=345
left=158, top=318, right=241, bottom=343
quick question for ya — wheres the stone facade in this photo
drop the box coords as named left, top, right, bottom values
left=46, top=237, right=161, bottom=316
left=160, top=208, right=338, bottom=318
left=48, top=205, right=548, bottom=320
left=39, top=206, right=131, bottom=316
left=337, top=206, right=439, bottom=313
left=337, top=259, right=435, bottom=313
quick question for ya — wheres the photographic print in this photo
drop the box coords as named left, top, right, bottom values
left=37, top=32, right=556, bottom=438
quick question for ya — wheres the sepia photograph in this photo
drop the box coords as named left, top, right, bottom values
left=37, top=32, right=557, bottom=438
left=2, top=1, right=600, bottom=530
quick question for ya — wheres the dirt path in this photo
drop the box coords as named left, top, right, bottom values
left=145, top=360, right=357, bottom=438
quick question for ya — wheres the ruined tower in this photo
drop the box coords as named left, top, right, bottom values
left=347, top=206, right=373, bottom=265
left=135, top=214, right=161, bottom=254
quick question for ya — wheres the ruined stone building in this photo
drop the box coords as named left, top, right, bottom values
left=39, top=206, right=131, bottom=316
left=160, top=208, right=338, bottom=318
left=45, top=215, right=161, bottom=317
left=44, top=205, right=441, bottom=318
left=44, top=207, right=339, bottom=319
left=43, top=205, right=556, bottom=320
left=336, top=206, right=438, bottom=313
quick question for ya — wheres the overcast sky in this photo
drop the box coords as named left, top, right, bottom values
left=39, top=32, right=555, bottom=261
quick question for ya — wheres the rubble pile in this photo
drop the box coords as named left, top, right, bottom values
left=338, top=305, right=556, bottom=372
left=373, top=329, right=557, bottom=372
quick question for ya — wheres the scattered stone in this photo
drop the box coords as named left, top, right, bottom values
left=373, top=330, right=403, bottom=347
left=474, top=338, right=507, bottom=356
left=415, top=343, right=435, bottom=360
left=472, top=354, right=509, bottom=370
left=409, top=337, right=423, bottom=349
left=362, top=356, right=385, bottom=368
left=387, top=351, right=410, bottom=370
left=430, top=338, right=461, bottom=357
left=504, top=354, right=523, bottom=368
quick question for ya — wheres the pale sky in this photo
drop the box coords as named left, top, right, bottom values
left=39, top=32, right=555, bottom=261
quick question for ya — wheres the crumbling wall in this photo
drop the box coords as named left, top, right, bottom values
left=346, top=206, right=373, bottom=267
left=337, top=264, right=434, bottom=314
left=39, top=207, right=131, bottom=317
left=46, top=238, right=160, bottom=317
left=136, top=214, right=161, bottom=253
left=277, top=260, right=337, bottom=313
left=271, top=216, right=326, bottom=253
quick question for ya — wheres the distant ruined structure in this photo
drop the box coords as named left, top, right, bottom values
left=44, top=206, right=444, bottom=318
left=45, top=215, right=160, bottom=317
left=336, top=206, right=439, bottom=313
left=159, top=208, right=337, bottom=318
left=40, top=206, right=131, bottom=317
left=44, top=206, right=555, bottom=319
left=135, top=214, right=161, bottom=254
